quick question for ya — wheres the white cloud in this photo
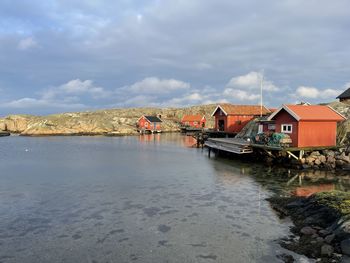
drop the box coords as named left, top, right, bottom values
left=296, top=86, right=342, bottom=99
left=2, top=98, right=85, bottom=109
left=226, top=71, right=279, bottom=92
left=42, top=79, right=109, bottom=100
left=125, top=77, right=190, bottom=94
left=296, top=86, right=319, bottom=98
left=223, top=88, right=260, bottom=101
left=165, top=92, right=203, bottom=105
left=18, top=37, right=38, bottom=50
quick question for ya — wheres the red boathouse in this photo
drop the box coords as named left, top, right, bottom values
left=181, top=115, right=206, bottom=128
left=267, top=104, right=346, bottom=148
left=137, top=115, right=162, bottom=133
left=212, top=104, right=271, bottom=133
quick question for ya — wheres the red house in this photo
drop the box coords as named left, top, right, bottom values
left=137, top=115, right=162, bottom=133
left=267, top=104, right=346, bottom=147
left=212, top=104, right=271, bottom=133
left=181, top=115, right=206, bottom=128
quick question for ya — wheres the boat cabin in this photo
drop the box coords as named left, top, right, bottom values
left=211, top=104, right=271, bottom=134
left=267, top=104, right=346, bottom=148
left=137, top=115, right=162, bottom=133
left=181, top=115, right=206, bottom=128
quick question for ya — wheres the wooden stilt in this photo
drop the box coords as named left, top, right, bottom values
left=287, top=151, right=299, bottom=160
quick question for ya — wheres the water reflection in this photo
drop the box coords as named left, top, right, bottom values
left=138, top=133, right=198, bottom=148
left=211, top=156, right=350, bottom=197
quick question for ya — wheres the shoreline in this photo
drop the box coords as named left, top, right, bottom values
left=268, top=191, right=350, bottom=262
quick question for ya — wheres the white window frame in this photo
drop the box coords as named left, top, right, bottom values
left=193, top=121, right=198, bottom=125
left=281, top=124, right=292, bottom=133
left=145, top=122, right=148, bottom=127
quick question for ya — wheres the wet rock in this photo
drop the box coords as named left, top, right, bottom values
left=341, top=239, right=350, bottom=256
left=321, top=244, right=334, bottom=256
left=334, top=218, right=350, bottom=239
left=342, top=255, right=350, bottom=263
left=277, top=253, right=295, bottom=263
left=319, top=229, right=332, bottom=237
left=286, top=200, right=305, bottom=209
left=324, top=234, right=335, bottom=244
left=300, top=226, right=317, bottom=236
left=315, top=236, right=324, bottom=243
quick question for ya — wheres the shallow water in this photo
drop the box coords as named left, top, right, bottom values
left=0, top=134, right=348, bottom=263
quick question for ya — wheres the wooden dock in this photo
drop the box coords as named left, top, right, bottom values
left=205, top=138, right=253, bottom=154
left=205, top=137, right=340, bottom=160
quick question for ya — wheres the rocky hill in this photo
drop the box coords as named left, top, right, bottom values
left=327, top=101, right=350, bottom=145
left=0, top=102, right=348, bottom=140
left=0, top=105, right=217, bottom=136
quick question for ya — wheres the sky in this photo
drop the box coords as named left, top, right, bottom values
left=0, top=0, right=349, bottom=115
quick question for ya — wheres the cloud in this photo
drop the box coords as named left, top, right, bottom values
left=2, top=98, right=85, bottom=109
left=223, top=88, right=260, bottom=101
left=17, top=37, right=38, bottom=50
left=226, top=71, right=279, bottom=92
left=125, top=77, right=190, bottom=94
left=42, top=79, right=109, bottom=100
left=296, top=86, right=342, bottom=99
left=1, top=0, right=350, bottom=115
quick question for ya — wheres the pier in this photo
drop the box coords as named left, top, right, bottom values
left=205, top=137, right=340, bottom=161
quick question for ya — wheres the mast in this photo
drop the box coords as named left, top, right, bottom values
left=260, top=70, right=264, bottom=117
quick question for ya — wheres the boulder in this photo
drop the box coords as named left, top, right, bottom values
left=325, top=150, right=336, bottom=158
left=321, top=244, right=334, bottom=256
left=311, top=151, right=321, bottom=156
left=324, top=234, right=335, bottom=244
left=319, top=229, right=332, bottom=237
left=341, top=239, right=350, bottom=256
left=300, top=226, right=317, bottom=235
left=319, top=155, right=327, bottom=163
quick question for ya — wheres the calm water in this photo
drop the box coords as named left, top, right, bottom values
left=0, top=134, right=349, bottom=263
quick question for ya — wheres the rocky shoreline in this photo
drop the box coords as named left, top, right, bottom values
left=268, top=191, right=350, bottom=262
left=0, top=105, right=216, bottom=136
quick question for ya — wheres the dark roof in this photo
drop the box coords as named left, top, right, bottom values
left=144, top=116, right=162, bottom=122
left=337, top=87, right=350, bottom=99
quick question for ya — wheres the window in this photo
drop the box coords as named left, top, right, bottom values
left=145, top=122, right=148, bottom=127
left=194, top=121, right=198, bottom=125
left=281, top=124, right=292, bottom=133
left=268, top=124, right=276, bottom=130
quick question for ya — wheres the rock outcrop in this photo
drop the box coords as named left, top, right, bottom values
left=0, top=105, right=216, bottom=136
left=269, top=191, right=350, bottom=261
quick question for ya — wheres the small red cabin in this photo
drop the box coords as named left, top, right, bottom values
left=267, top=105, right=346, bottom=147
left=181, top=115, right=206, bottom=128
left=212, top=104, right=271, bottom=133
left=137, top=115, right=162, bottom=133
